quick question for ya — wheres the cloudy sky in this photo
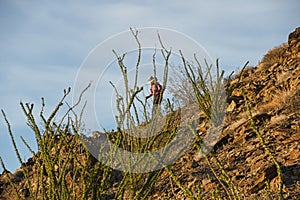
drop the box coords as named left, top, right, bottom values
left=0, top=0, right=299, bottom=172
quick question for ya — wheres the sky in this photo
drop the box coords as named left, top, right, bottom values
left=0, top=0, right=299, bottom=173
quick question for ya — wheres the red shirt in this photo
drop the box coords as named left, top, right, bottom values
left=150, top=82, right=162, bottom=96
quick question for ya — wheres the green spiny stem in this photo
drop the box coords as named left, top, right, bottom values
left=1, top=111, right=37, bottom=199
left=1, top=110, right=23, bottom=166
left=196, top=184, right=202, bottom=200
left=166, top=167, right=195, bottom=200
left=130, top=27, right=141, bottom=91
left=20, top=102, right=42, bottom=149
left=20, top=136, right=35, bottom=155
left=45, top=87, right=70, bottom=131
left=242, top=89, right=283, bottom=199
left=212, top=152, right=240, bottom=200
left=188, top=124, right=233, bottom=200
left=0, top=157, right=21, bottom=200
left=137, top=169, right=164, bottom=200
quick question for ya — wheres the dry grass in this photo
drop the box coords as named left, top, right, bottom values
left=260, top=43, right=288, bottom=69
left=270, top=85, right=300, bottom=111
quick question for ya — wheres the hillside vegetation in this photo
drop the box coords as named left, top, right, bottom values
left=0, top=27, right=299, bottom=200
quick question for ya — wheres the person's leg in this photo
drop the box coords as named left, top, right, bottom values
left=152, top=95, right=162, bottom=118
left=149, top=102, right=163, bottom=135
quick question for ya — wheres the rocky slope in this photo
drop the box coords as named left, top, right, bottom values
left=149, top=27, right=300, bottom=199
left=0, top=27, right=299, bottom=200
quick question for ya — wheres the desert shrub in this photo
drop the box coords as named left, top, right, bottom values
left=260, top=43, right=288, bottom=68
left=0, top=28, right=186, bottom=200
left=2, top=28, right=273, bottom=200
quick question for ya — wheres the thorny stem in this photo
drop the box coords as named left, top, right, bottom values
left=242, top=89, right=283, bottom=199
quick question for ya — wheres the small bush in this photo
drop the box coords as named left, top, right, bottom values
left=260, top=43, right=288, bottom=68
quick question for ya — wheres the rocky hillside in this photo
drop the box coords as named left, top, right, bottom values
left=0, top=27, right=299, bottom=200
left=148, top=27, right=300, bottom=199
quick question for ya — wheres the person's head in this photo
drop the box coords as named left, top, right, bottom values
left=148, top=76, right=157, bottom=84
